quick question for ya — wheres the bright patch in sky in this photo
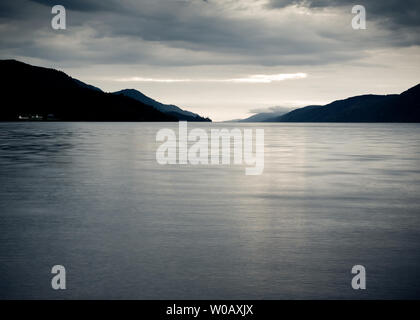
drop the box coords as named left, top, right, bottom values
left=229, top=73, right=307, bottom=83
left=114, top=73, right=307, bottom=83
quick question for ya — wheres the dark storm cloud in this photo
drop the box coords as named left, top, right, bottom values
left=0, top=0, right=419, bottom=67
left=0, top=1, right=30, bottom=18
left=30, top=0, right=119, bottom=12
left=268, top=0, right=420, bottom=28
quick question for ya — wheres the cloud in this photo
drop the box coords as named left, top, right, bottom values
left=229, top=73, right=307, bottom=83
left=30, top=0, right=120, bottom=12
left=113, top=73, right=307, bottom=83
left=1, top=0, right=417, bottom=69
left=268, top=0, right=420, bottom=29
left=115, top=77, right=193, bottom=83
left=0, top=0, right=418, bottom=72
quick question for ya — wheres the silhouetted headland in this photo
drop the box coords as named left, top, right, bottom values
left=235, top=83, right=420, bottom=123
left=0, top=59, right=211, bottom=122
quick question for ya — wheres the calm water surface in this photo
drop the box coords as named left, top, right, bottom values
left=0, top=122, right=420, bottom=299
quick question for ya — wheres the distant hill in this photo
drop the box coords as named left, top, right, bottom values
left=113, top=89, right=210, bottom=122
left=265, top=84, right=420, bottom=122
left=238, top=113, right=278, bottom=122
left=72, top=79, right=103, bottom=93
left=0, top=59, right=178, bottom=121
left=237, top=108, right=293, bottom=122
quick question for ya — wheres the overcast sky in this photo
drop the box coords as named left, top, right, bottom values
left=1, top=0, right=419, bottom=120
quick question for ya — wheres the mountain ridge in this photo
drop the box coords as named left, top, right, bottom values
left=0, top=59, right=210, bottom=122
left=113, top=89, right=210, bottom=122
left=240, top=84, right=420, bottom=122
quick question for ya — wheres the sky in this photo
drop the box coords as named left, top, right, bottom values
left=0, top=0, right=419, bottom=121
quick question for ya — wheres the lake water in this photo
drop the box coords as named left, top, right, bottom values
left=0, top=122, right=420, bottom=299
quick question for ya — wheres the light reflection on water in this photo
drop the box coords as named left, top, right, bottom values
left=0, top=122, right=420, bottom=299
